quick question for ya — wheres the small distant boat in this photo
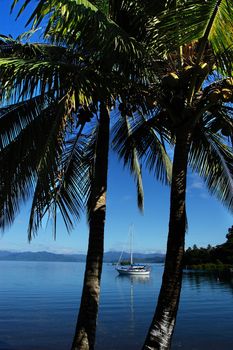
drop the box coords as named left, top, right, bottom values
left=116, top=226, right=151, bottom=276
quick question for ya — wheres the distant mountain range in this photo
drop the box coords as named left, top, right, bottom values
left=0, top=250, right=165, bottom=263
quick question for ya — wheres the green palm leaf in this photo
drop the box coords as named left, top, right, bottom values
left=27, top=93, right=75, bottom=239
left=112, top=110, right=172, bottom=187
left=148, top=0, right=233, bottom=74
left=11, top=0, right=145, bottom=62
left=189, top=128, right=233, bottom=211
left=49, top=126, right=91, bottom=237
left=0, top=95, right=50, bottom=149
left=112, top=112, right=144, bottom=211
left=0, top=102, right=57, bottom=230
left=0, top=57, right=91, bottom=101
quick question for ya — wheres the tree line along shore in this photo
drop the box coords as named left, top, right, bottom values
left=184, top=226, right=233, bottom=271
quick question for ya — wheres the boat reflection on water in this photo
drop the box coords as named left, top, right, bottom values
left=115, top=273, right=152, bottom=335
left=116, top=274, right=151, bottom=284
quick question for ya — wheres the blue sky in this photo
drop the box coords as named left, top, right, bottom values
left=0, top=1, right=232, bottom=254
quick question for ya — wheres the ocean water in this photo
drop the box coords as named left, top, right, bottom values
left=0, top=261, right=232, bottom=350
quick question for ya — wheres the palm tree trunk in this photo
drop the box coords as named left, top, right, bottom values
left=143, top=130, right=192, bottom=350
left=71, top=103, right=110, bottom=350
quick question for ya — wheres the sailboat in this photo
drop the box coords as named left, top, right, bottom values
left=116, top=226, right=151, bottom=276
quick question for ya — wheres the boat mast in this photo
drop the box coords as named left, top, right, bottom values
left=130, top=225, right=133, bottom=265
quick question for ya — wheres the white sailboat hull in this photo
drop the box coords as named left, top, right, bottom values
left=116, top=266, right=150, bottom=276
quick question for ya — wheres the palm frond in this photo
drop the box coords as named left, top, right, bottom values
left=112, top=112, right=144, bottom=211
left=0, top=102, right=57, bottom=231
left=189, top=128, right=233, bottom=211
left=0, top=35, right=86, bottom=65
left=0, top=55, right=102, bottom=106
left=58, top=140, right=90, bottom=229
left=0, top=94, right=50, bottom=149
left=11, top=0, right=145, bottom=62
left=206, top=0, right=233, bottom=74
left=0, top=57, right=74, bottom=101
left=112, top=110, right=172, bottom=186
left=28, top=93, right=75, bottom=239
left=16, top=28, right=42, bottom=42
left=48, top=125, right=91, bottom=237
left=148, top=0, right=233, bottom=74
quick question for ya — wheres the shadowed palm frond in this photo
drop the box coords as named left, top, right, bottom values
left=27, top=92, right=76, bottom=239
left=112, top=110, right=172, bottom=186
left=0, top=35, right=85, bottom=64
left=0, top=92, right=93, bottom=238
left=189, top=128, right=233, bottom=211
left=112, top=112, right=144, bottom=211
left=48, top=124, right=92, bottom=238
left=207, top=105, right=233, bottom=143
left=0, top=100, right=59, bottom=231
left=0, top=94, right=51, bottom=149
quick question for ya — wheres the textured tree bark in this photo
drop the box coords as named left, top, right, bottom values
left=71, top=104, right=110, bottom=350
left=142, top=130, right=192, bottom=350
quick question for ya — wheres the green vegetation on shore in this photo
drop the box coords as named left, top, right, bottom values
left=184, top=226, right=233, bottom=271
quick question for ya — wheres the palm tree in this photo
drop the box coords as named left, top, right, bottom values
left=0, top=2, right=155, bottom=350
left=0, top=41, right=113, bottom=350
left=113, top=1, right=233, bottom=349
left=0, top=32, right=113, bottom=350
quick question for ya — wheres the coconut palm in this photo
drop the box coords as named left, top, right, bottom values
left=0, top=2, right=156, bottom=350
left=113, top=1, right=233, bottom=349
left=0, top=33, right=112, bottom=350
left=0, top=41, right=113, bottom=350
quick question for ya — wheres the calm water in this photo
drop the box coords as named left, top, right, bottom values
left=0, top=261, right=232, bottom=350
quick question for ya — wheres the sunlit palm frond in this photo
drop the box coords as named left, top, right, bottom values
left=0, top=37, right=99, bottom=103
left=148, top=0, right=233, bottom=74
left=11, top=0, right=145, bottom=62
left=16, top=28, right=42, bottom=42
left=0, top=57, right=80, bottom=102
left=189, top=128, right=233, bottom=211
left=206, top=0, right=233, bottom=74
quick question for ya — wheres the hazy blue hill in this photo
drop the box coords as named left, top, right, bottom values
left=0, top=251, right=86, bottom=262
left=0, top=251, right=165, bottom=263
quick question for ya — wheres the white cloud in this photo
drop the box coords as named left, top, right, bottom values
left=190, top=180, right=204, bottom=189
left=200, top=192, right=209, bottom=199
left=122, top=195, right=132, bottom=201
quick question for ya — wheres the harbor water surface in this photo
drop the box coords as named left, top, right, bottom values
left=0, top=261, right=232, bottom=350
